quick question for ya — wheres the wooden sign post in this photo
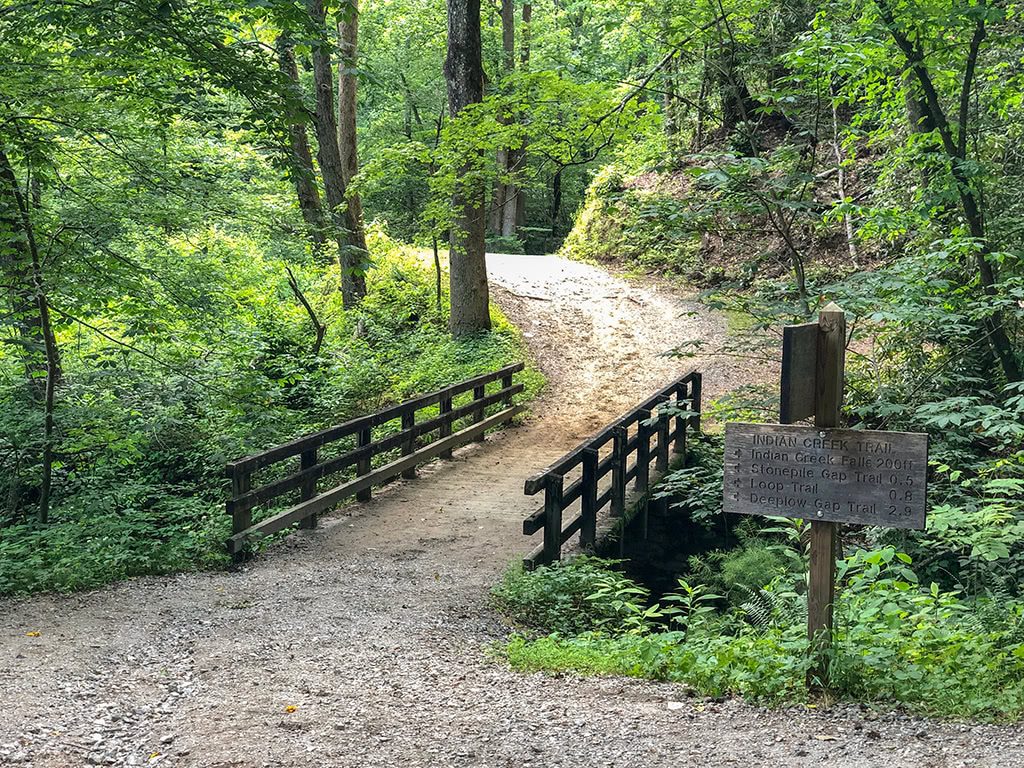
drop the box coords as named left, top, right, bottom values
left=723, top=303, right=928, bottom=689
left=808, top=303, right=843, bottom=687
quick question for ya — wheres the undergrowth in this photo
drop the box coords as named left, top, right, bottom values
left=493, top=553, right=1024, bottom=721
left=0, top=233, right=543, bottom=595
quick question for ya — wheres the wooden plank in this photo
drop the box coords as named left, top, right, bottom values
left=522, top=505, right=545, bottom=536
left=227, top=406, right=523, bottom=553
left=780, top=323, right=817, bottom=424
left=227, top=362, right=524, bottom=475
left=541, top=475, right=564, bottom=565
left=722, top=423, right=927, bottom=529
left=523, top=541, right=545, bottom=570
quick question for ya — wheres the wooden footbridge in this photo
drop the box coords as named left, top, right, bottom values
left=224, top=364, right=701, bottom=563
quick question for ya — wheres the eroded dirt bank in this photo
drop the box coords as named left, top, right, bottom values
left=1, top=254, right=1019, bottom=768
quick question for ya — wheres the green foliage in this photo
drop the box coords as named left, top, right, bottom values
left=491, top=557, right=648, bottom=636
left=497, top=551, right=1024, bottom=719
left=0, top=234, right=540, bottom=595
left=653, top=435, right=725, bottom=524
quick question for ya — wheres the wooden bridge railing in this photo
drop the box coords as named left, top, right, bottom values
left=521, top=370, right=701, bottom=569
left=226, top=362, right=526, bottom=558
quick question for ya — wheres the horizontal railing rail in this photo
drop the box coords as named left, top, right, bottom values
left=226, top=362, right=525, bottom=558
left=521, top=370, right=702, bottom=568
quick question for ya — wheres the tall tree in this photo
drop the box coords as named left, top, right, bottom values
left=307, top=0, right=367, bottom=307
left=0, top=149, right=60, bottom=523
left=875, top=0, right=1020, bottom=382
left=337, top=0, right=369, bottom=258
left=276, top=33, right=328, bottom=256
left=489, top=0, right=517, bottom=237
left=444, top=0, right=491, bottom=335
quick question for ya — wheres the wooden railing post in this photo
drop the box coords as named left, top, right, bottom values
left=473, top=383, right=486, bottom=442
left=502, top=371, right=514, bottom=407
left=542, top=475, right=564, bottom=565
left=298, top=448, right=318, bottom=529
left=580, top=448, right=598, bottom=549
left=635, top=409, right=652, bottom=494
left=611, top=426, right=627, bottom=517
left=356, top=427, right=372, bottom=501
left=656, top=403, right=670, bottom=475
left=401, top=412, right=417, bottom=479
left=690, top=372, right=703, bottom=431
left=439, top=392, right=453, bottom=459
left=673, top=382, right=689, bottom=455
left=230, top=467, right=251, bottom=561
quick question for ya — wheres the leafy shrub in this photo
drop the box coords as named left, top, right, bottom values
left=497, top=551, right=1024, bottom=719
left=491, top=557, right=649, bottom=636
left=0, top=232, right=542, bottom=595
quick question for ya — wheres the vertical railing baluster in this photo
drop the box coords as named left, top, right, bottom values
left=501, top=370, right=514, bottom=408
left=674, top=382, right=689, bottom=455
left=473, top=383, right=486, bottom=442
left=580, top=448, right=598, bottom=549
left=439, top=391, right=453, bottom=459
left=298, top=448, right=318, bottom=529
left=635, top=409, right=652, bottom=494
left=611, top=426, right=627, bottom=518
left=690, top=372, right=703, bottom=431
left=230, top=466, right=251, bottom=536
left=401, top=411, right=417, bottom=479
left=542, top=475, right=564, bottom=565
left=656, top=402, right=670, bottom=475
left=356, top=426, right=372, bottom=501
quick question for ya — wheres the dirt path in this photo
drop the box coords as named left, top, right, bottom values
left=1, top=254, right=1020, bottom=768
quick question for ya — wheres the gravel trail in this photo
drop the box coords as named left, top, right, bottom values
left=2, top=253, right=1021, bottom=767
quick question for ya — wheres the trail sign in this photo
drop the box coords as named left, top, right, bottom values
left=721, top=302, right=929, bottom=689
left=723, top=424, right=927, bottom=529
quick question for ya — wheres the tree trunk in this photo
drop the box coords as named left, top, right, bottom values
left=337, top=0, right=369, bottom=258
left=307, top=0, right=366, bottom=307
left=491, top=0, right=517, bottom=238
left=875, top=0, right=1020, bottom=381
left=0, top=149, right=60, bottom=523
left=693, top=48, right=709, bottom=151
left=445, top=0, right=491, bottom=336
left=513, top=2, right=532, bottom=232
left=549, top=166, right=562, bottom=236
left=276, top=34, right=327, bottom=256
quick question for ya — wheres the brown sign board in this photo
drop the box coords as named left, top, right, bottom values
left=723, top=423, right=928, bottom=529
left=780, top=323, right=818, bottom=424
